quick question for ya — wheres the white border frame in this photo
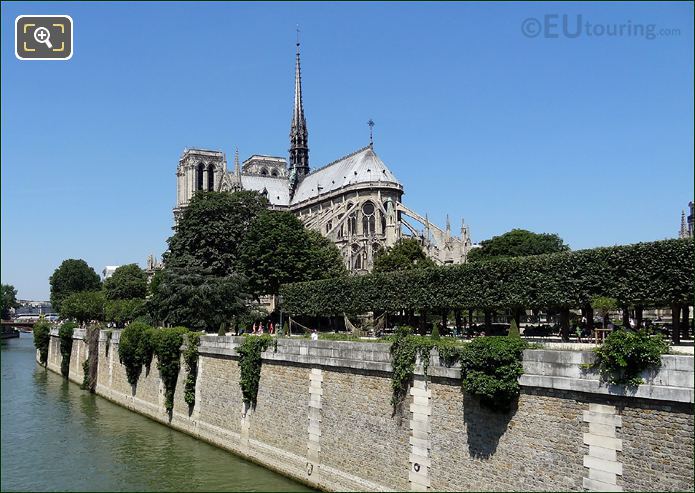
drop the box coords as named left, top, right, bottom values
left=15, top=15, right=74, bottom=61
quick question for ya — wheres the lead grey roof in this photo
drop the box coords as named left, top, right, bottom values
left=290, top=146, right=400, bottom=204
left=240, top=174, right=291, bottom=206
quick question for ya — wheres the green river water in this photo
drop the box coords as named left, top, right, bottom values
left=0, top=333, right=313, bottom=492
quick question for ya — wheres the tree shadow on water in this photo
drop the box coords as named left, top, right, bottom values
left=462, top=392, right=517, bottom=459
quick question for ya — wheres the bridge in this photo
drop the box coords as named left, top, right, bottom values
left=1, top=320, right=37, bottom=329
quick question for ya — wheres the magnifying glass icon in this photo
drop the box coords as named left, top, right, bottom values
left=33, top=27, right=53, bottom=49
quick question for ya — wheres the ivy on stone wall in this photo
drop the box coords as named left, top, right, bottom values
left=59, top=322, right=77, bottom=378
left=458, top=337, right=528, bottom=411
left=118, top=322, right=153, bottom=386
left=105, top=330, right=112, bottom=357
left=237, top=335, right=272, bottom=407
left=281, top=239, right=694, bottom=314
left=151, top=327, right=188, bottom=413
left=33, top=319, right=51, bottom=367
left=590, top=329, right=668, bottom=386
left=183, top=332, right=201, bottom=407
left=81, top=358, right=90, bottom=390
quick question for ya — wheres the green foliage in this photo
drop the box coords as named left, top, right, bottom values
left=33, top=319, right=51, bottom=366
left=389, top=327, right=462, bottom=412
left=164, top=190, right=268, bottom=276
left=118, top=322, right=154, bottom=386
left=458, top=336, right=528, bottom=411
left=373, top=238, right=435, bottom=273
left=49, top=259, right=102, bottom=312
left=1, top=284, right=19, bottom=319
left=104, top=298, right=145, bottom=326
left=60, top=291, right=105, bottom=323
left=146, top=266, right=248, bottom=332
left=239, top=211, right=347, bottom=297
left=81, top=358, right=90, bottom=390
left=281, top=239, right=694, bottom=315
left=592, top=330, right=668, bottom=386
left=467, top=229, right=569, bottom=262
left=430, top=325, right=440, bottom=340
left=508, top=319, right=520, bottom=338
left=151, top=327, right=189, bottom=413
left=104, top=264, right=148, bottom=300
left=591, top=296, right=618, bottom=327
left=58, top=322, right=77, bottom=378
left=237, top=335, right=273, bottom=406
left=183, top=332, right=201, bottom=407
left=305, top=229, right=349, bottom=280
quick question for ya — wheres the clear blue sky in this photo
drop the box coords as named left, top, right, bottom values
left=2, top=1, right=693, bottom=300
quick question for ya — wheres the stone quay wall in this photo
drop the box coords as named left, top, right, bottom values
left=41, top=331, right=694, bottom=492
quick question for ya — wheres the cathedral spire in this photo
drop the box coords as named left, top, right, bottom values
left=680, top=210, right=688, bottom=239
left=289, top=26, right=310, bottom=183
left=234, top=147, right=241, bottom=177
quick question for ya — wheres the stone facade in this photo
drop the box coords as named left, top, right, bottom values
left=40, top=333, right=694, bottom=492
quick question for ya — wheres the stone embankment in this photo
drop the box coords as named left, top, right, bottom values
left=43, top=330, right=694, bottom=492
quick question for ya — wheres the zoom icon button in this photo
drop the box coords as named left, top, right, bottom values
left=16, top=15, right=73, bottom=60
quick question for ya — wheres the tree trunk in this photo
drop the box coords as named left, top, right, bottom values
left=622, top=306, right=631, bottom=329
left=582, top=305, right=595, bottom=332
left=484, top=310, right=492, bottom=333
left=468, top=308, right=473, bottom=327
left=455, top=310, right=463, bottom=331
left=513, top=307, right=522, bottom=327
left=682, top=305, right=689, bottom=340
left=407, top=309, right=414, bottom=328
left=635, top=305, right=643, bottom=330
left=671, top=304, right=681, bottom=345
left=441, top=311, right=448, bottom=335
left=559, top=307, right=570, bottom=342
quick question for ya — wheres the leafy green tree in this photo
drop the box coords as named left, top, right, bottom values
left=373, top=238, right=435, bottom=273
left=468, top=229, right=569, bottom=262
left=49, top=259, right=101, bottom=312
left=103, top=264, right=147, bottom=300
left=239, top=211, right=346, bottom=297
left=1, top=284, right=19, bottom=319
left=60, top=291, right=105, bottom=324
left=305, top=230, right=348, bottom=280
left=165, top=191, right=268, bottom=276
left=104, top=298, right=146, bottom=327
left=147, top=267, right=248, bottom=332
left=592, top=296, right=618, bottom=328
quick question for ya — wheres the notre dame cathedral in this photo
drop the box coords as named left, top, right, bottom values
left=174, top=40, right=472, bottom=273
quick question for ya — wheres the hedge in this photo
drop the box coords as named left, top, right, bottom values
left=280, top=239, right=693, bottom=315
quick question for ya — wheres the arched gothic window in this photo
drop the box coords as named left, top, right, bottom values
left=207, top=163, right=215, bottom=191
left=196, top=163, right=204, bottom=191
left=337, top=214, right=344, bottom=238
left=352, top=244, right=362, bottom=270
left=362, top=201, right=376, bottom=235
left=271, top=169, right=279, bottom=177
left=348, top=212, right=357, bottom=235
left=260, top=168, right=269, bottom=176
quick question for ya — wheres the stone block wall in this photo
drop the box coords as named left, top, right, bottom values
left=41, top=333, right=694, bottom=492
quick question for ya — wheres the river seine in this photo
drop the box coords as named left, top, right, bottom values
left=1, top=333, right=312, bottom=492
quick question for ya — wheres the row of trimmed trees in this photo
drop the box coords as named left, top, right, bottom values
left=280, top=238, right=694, bottom=344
